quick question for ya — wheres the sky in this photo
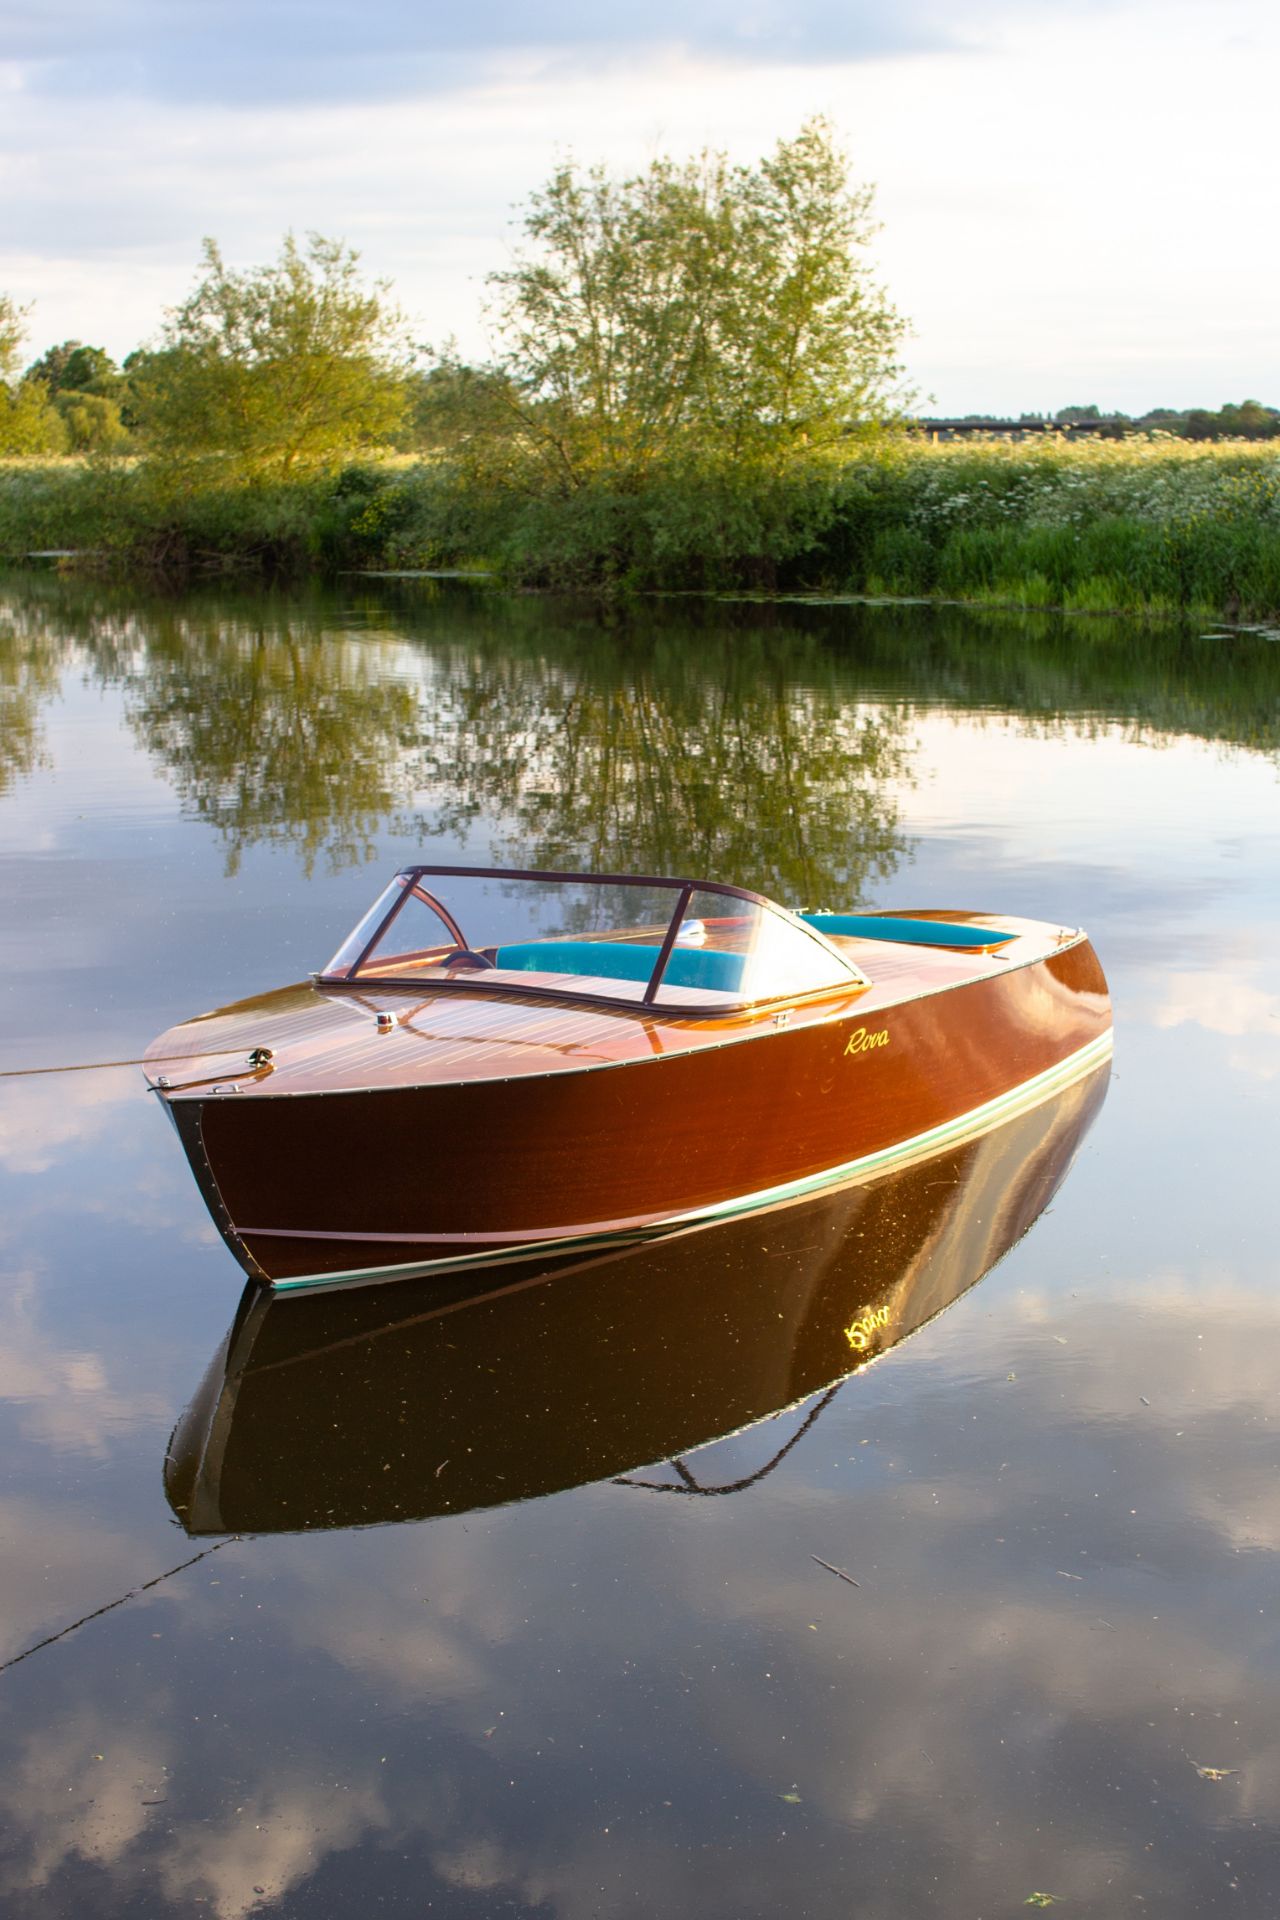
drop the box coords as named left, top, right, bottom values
left=1, top=0, right=1275, bottom=415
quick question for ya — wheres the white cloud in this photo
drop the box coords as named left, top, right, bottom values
left=152, top=1774, right=391, bottom=1920
left=0, top=1072, right=136, bottom=1176
left=1155, top=970, right=1280, bottom=1041
left=2, top=1264, right=1280, bottom=1914
left=0, top=1269, right=171, bottom=1455
left=0, top=1710, right=172, bottom=1894
left=1, top=0, right=1277, bottom=408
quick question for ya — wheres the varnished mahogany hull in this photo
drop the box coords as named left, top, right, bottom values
left=165, top=1061, right=1110, bottom=1534
left=170, top=936, right=1110, bottom=1288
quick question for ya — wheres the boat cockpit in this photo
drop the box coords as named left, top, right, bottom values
left=319, top=867, right=872, bottom=1017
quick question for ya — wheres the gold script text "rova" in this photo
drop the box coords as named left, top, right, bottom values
left=844, top=1026, right=889, bottom=1058
left=845, top=1304, right=892, bottom=1351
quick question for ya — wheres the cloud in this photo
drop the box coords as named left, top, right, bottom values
left=4, top=0, right=1277, bottom=410
left=0, top=1697, right=389, bottom=1920
left=151, top=1774, right=390, bottom=1920
left=9, top=0, right=1161, bottom=113
left=1, top=1264, right=1279, bottom=1915
left=1155, top=969, right=1280, bottom=1041
left=1152, top=966, right=1280, bottom=1078
left=0, top=1269, right=171, bottom=1456
left=0, top=1709, right=172, bottom=1893
left=8, top=0, right=969, bottom=109
left=0, top=1071, right=136, bottom=1176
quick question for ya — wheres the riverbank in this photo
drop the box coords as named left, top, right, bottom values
left=3, top=438, right=1280, bottom=618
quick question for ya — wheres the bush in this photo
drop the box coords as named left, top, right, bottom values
left=54, top=391, right=131, bottom=453
left=2, top=437, right=1280, bottom=618
left=0, top=383, right=69, bottom=456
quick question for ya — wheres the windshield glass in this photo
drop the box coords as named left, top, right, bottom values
left=321, top=869, right=864, bottom=1012
left=648, top=888, right=865, bottom=1007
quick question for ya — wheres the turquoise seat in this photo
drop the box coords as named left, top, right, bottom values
left=492, top=940, right=746, bottom=993
left=659, top=947, right=746, bottom=992
left=800, top=913, right=1016, bottom=951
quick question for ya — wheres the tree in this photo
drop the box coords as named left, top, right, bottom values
left=132, top=233, right=412, bottom=476
left=1219, top=399, right=1278, bottom=439
left=54, top=390, right=132, bottom=452
left=471, top=118, right=906, bottom=486
left=24, top=340, right=131, bottom=449
left=0, top=295, right=26, bottom=385
left=0, top=295, right=69, bottom=455
left=26, top=340, right=123, bottom=399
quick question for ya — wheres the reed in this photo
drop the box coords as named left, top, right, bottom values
left=3, top=438, right=1279, bottom=618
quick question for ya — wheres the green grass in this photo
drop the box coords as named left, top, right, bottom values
left=4, top=438, right=1280, bottom=618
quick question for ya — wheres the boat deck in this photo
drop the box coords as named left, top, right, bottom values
left=144, top=912, right=1084, bottom=1100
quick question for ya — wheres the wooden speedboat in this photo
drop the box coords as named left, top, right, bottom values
left=144, top=865, right=1112, bottom=1291
left=165, top=1060, right=1110, bottom=1534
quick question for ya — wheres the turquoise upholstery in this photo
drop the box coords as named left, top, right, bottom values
left=492, top=940, right=746, bottom=993
left=801, top=913, right=1016, bottom=950
left=657, top=947, right=746, bottom=992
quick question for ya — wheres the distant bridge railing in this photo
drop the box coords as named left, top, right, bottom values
left=909, top=418, right=1129, bottom=441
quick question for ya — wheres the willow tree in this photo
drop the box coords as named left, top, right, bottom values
left=0, top=296, right=68, bottom=455
left=132, top=234, right=411, bottom=477
left=474, top=118, right=906, bottom=485
left=0, top=296, right=24, bottom=385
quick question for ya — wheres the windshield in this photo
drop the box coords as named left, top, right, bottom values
left=320, top=868, right=865, bottom=1013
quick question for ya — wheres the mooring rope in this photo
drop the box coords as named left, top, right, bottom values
left=0, top=1046, right=248, bottom=1081
left=0, top=1535, right=246, bottom=1678
left=613, top=1381, right=845, bottom=1498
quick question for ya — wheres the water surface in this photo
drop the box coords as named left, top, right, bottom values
left=1, top=574, right=1278, bottom=1917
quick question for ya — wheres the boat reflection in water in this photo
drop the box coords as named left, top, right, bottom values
left=166, top=1062, right=1109, bottom=1535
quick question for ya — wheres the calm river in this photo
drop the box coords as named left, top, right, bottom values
left=1, top=573, right=1278, bottom=1918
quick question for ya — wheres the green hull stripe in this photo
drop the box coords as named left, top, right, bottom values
left=678, top=1030, right=1114, bottom=1226
left=271, top=1031, right=1112, bottom=1295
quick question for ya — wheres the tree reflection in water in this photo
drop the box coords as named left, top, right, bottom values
left=0, top=577, right=915, bottom=901
left=0, top=599, right=65, bottom=796
left=3, top=574, right=1278, bottom=897
left=404, top=600, right=912, bottom=904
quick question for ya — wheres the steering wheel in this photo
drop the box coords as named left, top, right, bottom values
left=441, top=947, right=495, bottom=971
